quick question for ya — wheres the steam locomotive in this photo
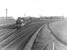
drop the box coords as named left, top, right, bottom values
left=16, top=17, right=32, bottom=29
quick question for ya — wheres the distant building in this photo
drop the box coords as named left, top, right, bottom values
left=40, top=16, right=64, bottom=20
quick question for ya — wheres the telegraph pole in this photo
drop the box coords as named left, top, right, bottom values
left=52, top=42, right=54, bottom=50
left=24, top=13, right=26, bottom=17
left=6, top=8, right=8, bottom=24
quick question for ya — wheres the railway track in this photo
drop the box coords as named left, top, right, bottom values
left=0, top=22, right=45, bottom=50
left=0, top=19, right=61, bottom=50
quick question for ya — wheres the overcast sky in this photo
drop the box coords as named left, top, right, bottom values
left=0, top=0, right=67, bottom=19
